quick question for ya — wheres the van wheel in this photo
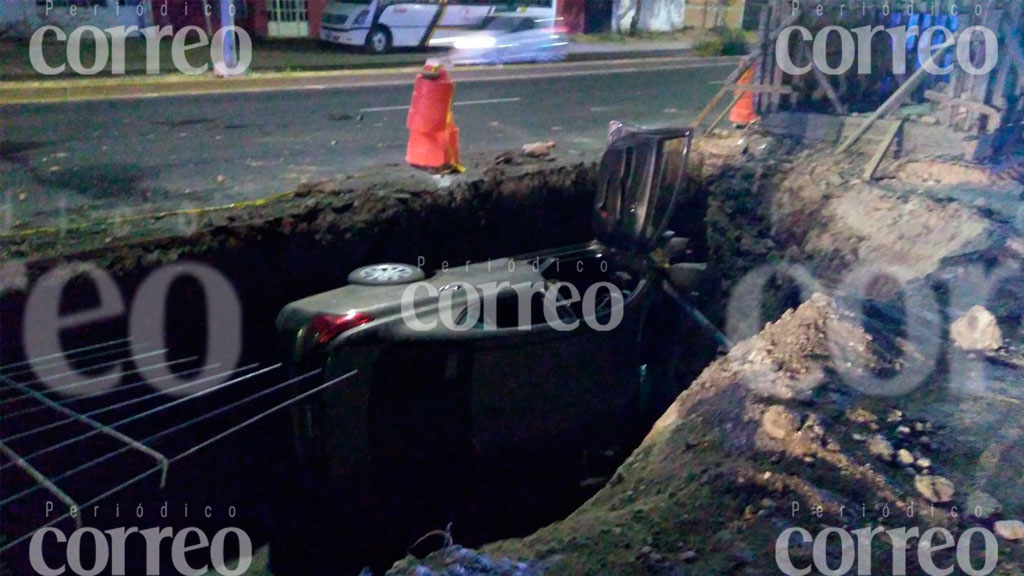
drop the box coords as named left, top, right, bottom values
left=366, top=26, right=392, bottom=54
left=348, top=263, right=425, bottom=286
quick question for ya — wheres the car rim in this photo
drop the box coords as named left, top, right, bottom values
left=359, top=264, right=413, bottom=282
left=372, top=32, right=386, bottom=52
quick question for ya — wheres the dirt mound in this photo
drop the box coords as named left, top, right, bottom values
left=897, top=161, right=995, bottom=187
left=385, top=296, right=902, bottom=575
left=386, top=133, right=1024, bottom=576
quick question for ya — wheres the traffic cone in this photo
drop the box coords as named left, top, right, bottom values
left=406, top=61, right=464, bottom=173
left=729, top=67, right=759, bottom=128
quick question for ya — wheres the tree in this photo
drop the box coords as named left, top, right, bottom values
left=629, top=0, right=643, bottom=36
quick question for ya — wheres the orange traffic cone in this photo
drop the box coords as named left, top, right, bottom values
left=406, top=61, right=464, bottom=173
left=729, top=67, right=759, bottom=127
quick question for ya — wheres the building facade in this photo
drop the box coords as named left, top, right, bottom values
left=0, top=0, right=331, bottom=40
left=2, top=0, right=748, bottom=42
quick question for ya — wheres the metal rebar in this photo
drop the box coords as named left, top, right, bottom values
left=0, top=368, right=354, bottom=555
left=0, top=363, right=270, bottom=471
left=1, top=357, right=204, bottom=421
left=170, top=369, right=357, bottom=462
left=0, top=342, right=139, bottom=380
left=0, top=463, right=163, bottom=554
left=0, top=349, right=167, bottom=407
left=0, top=366, right=312, bottom=508
left=0, top=376, right=170, bottom=488
left=0, top=440, right=82, bottom=529
left=661, top=280, right=734, bottom=352
left=0, top=338, right=133, bottom=374
left=1, top=363, right=235, bottom=442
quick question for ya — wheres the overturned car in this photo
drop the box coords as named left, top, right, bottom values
left=272, top=124, right=708, bottom=572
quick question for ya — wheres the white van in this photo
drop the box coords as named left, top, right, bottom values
left=319, top=0, right=555, bottom=53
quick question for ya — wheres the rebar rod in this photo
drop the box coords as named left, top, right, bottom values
left=0, top=441, right=82, bottom=529
left=0, top=364, right=270, bottom=472
left=0, top=367, right=355, bottom=555
left=0, top=338, right=133, bottom=374
left=0, top=366, right=309, bottom=508
left=1, top=376, right=170, bottom=487
left=1, top=357, right=202, bottom=421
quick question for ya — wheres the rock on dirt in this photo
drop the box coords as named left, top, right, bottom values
left=388, top=546, right=540, bottom=576
left=521, top=142, right=556, bottom=158
left=950, top=305, right=1003, bottom=351
left=994, top=520, right=1024, bottom=541
left=966, top=491, right=1003, bottom=520
left=761, top=405, right=800, bottom=439
left=914, top=475, right=955, bottom=504
left=846, top=407, right=878, bottom=424
left=867, top=435, right=895, bottom=463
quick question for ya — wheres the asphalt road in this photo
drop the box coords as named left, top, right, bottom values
left=1, top=56, right=735, bottom=230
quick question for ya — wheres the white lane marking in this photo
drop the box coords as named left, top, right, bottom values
left=360, top=97, right=521, bottom=113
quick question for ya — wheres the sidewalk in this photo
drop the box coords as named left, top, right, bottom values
left=567, top=39, right=695, bottom=55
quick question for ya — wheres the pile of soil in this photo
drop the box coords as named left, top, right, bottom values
left=386, top=130, right=1024, bottom=576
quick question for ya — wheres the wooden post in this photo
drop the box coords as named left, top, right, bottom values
left=753, top=4, right=771, bottom=112
left=692, top=50, right=762, bottom=130
left=863, top=120, right=903, bottom=181
left=964, top=5, right=998, bottom=132
left=705, top=91, right=745, bottom=135
left=803, top=39, right=847, bottom=115
left=767, top=0, right=783, bottom=112
left=837, top=39, right=956, bottom=154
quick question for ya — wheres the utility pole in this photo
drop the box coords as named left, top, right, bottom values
left=202, top=0, right=213, bottom=35
left=219, top=0, right=237, bottom=71
left=629, top=0, right=642, bottom=36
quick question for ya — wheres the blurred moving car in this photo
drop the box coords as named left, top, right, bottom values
left=432, top=15, right=569, bottom=65
left=318, top=0, right=556, bottom=54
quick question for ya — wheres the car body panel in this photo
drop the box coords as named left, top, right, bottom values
left=436, top=15, right=568, bottom=65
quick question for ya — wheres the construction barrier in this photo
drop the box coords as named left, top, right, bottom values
left=729, top=66, right=759, bottom=127
left=406, top=61, right=464, bottom=173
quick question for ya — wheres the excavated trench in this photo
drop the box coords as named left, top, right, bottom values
left=0, top=155, right=793, bottom=575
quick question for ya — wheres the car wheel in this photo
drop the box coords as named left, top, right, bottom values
left=347, top=263, right=425, bottom=286
left=366, top=26, right=392, bottom=54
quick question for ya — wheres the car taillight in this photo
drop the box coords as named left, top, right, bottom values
left=306, top=311, right=372, bottom=349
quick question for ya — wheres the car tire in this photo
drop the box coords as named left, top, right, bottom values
left=347, top=263, right=425, bottom=286
left=366, top=26, right=392, bottom=54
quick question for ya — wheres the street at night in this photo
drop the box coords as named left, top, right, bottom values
left=3, top=1, right=1024, bottom=576
left=2, top=56, right=734, bottom=226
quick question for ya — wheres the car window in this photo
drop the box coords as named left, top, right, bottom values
left=484, top=17, right=534, bottom=32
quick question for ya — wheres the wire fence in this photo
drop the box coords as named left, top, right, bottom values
left=0, top=339, right=355, bottom=560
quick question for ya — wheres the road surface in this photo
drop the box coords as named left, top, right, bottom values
left=1, top=56, right=735, bottom=230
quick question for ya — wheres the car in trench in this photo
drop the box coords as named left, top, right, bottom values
left=272, top=124, right=701, bottom=570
